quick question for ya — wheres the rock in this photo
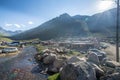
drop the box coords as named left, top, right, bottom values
left=50, top=67, right=58, bottom=73
left=53, top=59, right=64, bottom=69
left=105, top=61, right=120, bottom=68
left=67, top=56, right=85, bottom=64
left=115, top=67, right=120, bottom=73
left=60, top=62, right=97, bottom=80
left=42, top=49, right=50, bottom=53
left=97, top=51, right=106, bottom=62
left=42, top=53, right=49, bottom=58
left=47, top=66, right=58, bottom=75
left=87, top=52, right=100, bottom=65
left=90, top=63, right=104, bottom=79
left=34, top=54, right=42, bottom=61
left=100, top=72, right=120, bottom=80
left=43, top=53, right=57, bottom=64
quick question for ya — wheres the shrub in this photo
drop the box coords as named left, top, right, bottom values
left=48, top=73, right=60, bottom=80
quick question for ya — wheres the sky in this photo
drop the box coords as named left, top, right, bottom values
left=0, top=0, right=116, bottom=31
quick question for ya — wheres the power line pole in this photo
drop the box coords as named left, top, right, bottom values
left=116, top=0, right=119, bottom=62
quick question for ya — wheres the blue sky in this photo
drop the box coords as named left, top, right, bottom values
left=0, top=0, right=115, bottom=31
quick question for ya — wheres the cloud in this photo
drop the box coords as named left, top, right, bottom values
left=5, top=23, right=25, bottom=28
left=28, top=21, right=34, bottom=25
left=14, top=24, right=21, bottom=28
left=5, top=24, right=13, bottom=27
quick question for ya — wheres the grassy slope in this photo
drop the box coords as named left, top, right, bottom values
left=0, top=34, right=12, bottom=42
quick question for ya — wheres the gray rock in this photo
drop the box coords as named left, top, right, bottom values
left=43, top=53, right=57, bottom=64
left=105, top=61, right=120, bottom=68
left=34, top=54, right=42, bottom=61
left=67, top=56, right=82, bottom=64
left=53, top=59, right=64, bottom=69
left=87, top=52, right=100, bottom=65
left=115, top=67, right=120, bottom=73
left=90, top=63, right=105, bottom=79
left=60, top=62, right=96, bottom=80
left=100, top=72, right=120, bottom=80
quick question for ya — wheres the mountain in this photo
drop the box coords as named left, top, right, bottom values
left=11, top=13, right=90, bottom=40
left=11, top=8, right=120, bottom=40
left=87, top=8, right=119, bottom=36
left=0, top=27, right=22, bottom=36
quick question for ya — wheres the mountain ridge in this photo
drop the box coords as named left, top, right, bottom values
left=11, top=8, right=120, bottom=40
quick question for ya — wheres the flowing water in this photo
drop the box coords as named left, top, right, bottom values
left=0, top=46, right=47, bottom=80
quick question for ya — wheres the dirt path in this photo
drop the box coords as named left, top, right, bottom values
left=0, top=46, right=47, bottom=80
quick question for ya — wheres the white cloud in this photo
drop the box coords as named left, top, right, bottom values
left=5, top=24, right=13, bottom=27
left=28, top=21, right=34, bottom=25
left=5, top=23, right=25, bottom=28
left=14, top=24, right=21, bottom=28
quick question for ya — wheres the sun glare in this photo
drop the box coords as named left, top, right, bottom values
left=98, top=1, right=114, bottom=12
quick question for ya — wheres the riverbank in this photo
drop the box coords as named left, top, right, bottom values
left=0, top=46, right=47, bottom=80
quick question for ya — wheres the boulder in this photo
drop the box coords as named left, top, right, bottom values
left=105, top=61, right=120, bottom=68
left=43, top=53, right=57, bottom=64
left=53, top=59, right=64, bottom=69
left=100, top=72, right=120, bottom=80
left=42, top=53, right=49, bottom=58
left=90, top=63, right=105, bottom=79
left=47, top=66, right=58, bottom=74
left=87, top=52, right=100, bottom=65
left=60, top=62, right=97, bottom=80
left=115, top=67, right=120, bottom=73
left=67, top=56, right=85, bottom=64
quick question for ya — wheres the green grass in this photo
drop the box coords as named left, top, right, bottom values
left=0, top=46, right=7, bottom=49
left=67, top=50, right=86, bottom=57
left=48, top=73, right=60, bottom=80
left=0, top=37, right=12, bottom=42
left=67, top=50, right=80, bottom=56
left=35, top=44, right=45, bottom=53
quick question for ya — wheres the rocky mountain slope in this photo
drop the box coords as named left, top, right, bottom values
left=11, top=8, right=120, bottom=40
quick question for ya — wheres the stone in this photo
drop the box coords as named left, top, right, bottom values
left=105, top=61, right=120, bottom=68
left=67, top=56, right=85, bottom=64
left=34, top=54, right=42, bottom=61
left=115, top=67, right=120, bottom=73
left=87, top=52, right=100, bottom=65
left=43, top=53, right=57, bottom=64
left=90, top=63, right=104, bottom=79
left=53, top=59, right=64, bottom=69
left=60, top=62, right=97, bottom=80
left=100, top=72, right=120, bottom=80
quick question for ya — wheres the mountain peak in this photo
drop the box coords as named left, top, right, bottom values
left=59, top=13, right=71, bottom=18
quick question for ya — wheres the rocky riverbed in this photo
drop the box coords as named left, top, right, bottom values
left=0, top=46, right=47, bottom=80
left=35, top=47, right=120, bottom=80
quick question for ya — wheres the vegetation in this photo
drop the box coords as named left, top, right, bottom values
left=0, top=37, right=12, bottom=42
left=48, top=73, right=60, bottom=80
left=0, top=34, right=12, bottom=42
left=0, top=46, right=7, bottom=49
left=67, top=50, right=85, bottom=57
left=35, top=44, right=45, bottom=53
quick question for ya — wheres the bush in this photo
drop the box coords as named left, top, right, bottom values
left=48, top=73, right=60, bottom=80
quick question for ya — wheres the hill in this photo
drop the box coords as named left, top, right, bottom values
left=11, top=13, right=90, bottom=40
left=11, top=8, right=120, bottom=40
